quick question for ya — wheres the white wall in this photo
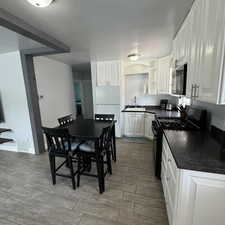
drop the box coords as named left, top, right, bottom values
left=34, top=56, right=75, bottom=127
left=0, top=51, right=35, bottom=153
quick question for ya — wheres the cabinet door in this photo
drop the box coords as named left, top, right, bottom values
left=157, top=56, right=171, bottom=94
left=135, top=113, right=145, bottom=137
left=177, top=171, right=225, bottom=225
left=197, top=0, right=225, bottom=103
left=124, top=113, right=136, bottom=136
left=185, top=8, right=194, bottom=98
left=96, top=61, right=120, bottom=86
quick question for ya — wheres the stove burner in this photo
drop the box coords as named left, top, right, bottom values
left=158, top=119, right=199, bottom=131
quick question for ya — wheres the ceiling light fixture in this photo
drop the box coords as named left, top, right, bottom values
left=128, top=53, right=140, bottom=61
left=26, top=0, right=54, bottom=7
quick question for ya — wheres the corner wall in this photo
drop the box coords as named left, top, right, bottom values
left=0, top=51, right=35, bottom=153
left=34, top=56, right=75, bottom=127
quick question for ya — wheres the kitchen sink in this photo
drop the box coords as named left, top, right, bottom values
left=125, top=107, right=146, bottom=111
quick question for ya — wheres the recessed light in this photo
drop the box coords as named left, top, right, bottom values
left=26, top=0, right=54, bottom=8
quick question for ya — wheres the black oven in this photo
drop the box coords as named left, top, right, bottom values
left=152, top=120, right=163, bottom=179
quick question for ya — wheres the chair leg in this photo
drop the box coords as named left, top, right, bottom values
left=49, top=155, right=56, bottom=185
left=106, top=150, right=112, bottom=175
left=77, top=152, right=81, bottom=187
left=96, top=155, right=104, bottom=194
left=112, top=125, right=117, bottom=162
left=68, top=156, right=76, bottom=190
left=110, top=143, right=115, bottom=162
left=99, top=155, right=105, bottom=192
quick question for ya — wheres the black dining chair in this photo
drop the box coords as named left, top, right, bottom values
left=95, top=114, right=116, bottom=162
left=58, top=114, right=74, bottom=126
left=43, top=127, right=79, bottom=190
left=77, top=126, right=112, bottom=194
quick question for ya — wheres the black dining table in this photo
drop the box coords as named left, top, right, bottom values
left=56, top=119, right=117, bottom=160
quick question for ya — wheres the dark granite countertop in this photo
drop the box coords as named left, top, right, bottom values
left=164, top=130, right=225, bottom=175
left=122, top=105, right=181, bottom=118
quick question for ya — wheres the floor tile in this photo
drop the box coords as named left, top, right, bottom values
left=0, top=138, right=168, bottom=225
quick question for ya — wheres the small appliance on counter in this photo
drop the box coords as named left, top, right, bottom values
left=160, top=99, right=168, bottom=110
left=166, top=104, right=174, bottom=111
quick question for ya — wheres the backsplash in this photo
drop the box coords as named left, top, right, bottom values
left=192, top=100, right=225, bottom=130
left=136, top=94, right=177, bottom=106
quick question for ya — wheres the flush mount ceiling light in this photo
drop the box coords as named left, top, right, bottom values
left=26, top=0, right=54, bottom=7
left=128, top=53, right=141, bottom=61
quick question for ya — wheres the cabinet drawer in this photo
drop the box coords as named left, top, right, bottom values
left=163, top=135, right=178, bottom=180
left=167, top=166, right=177, bottom=209
left=163, top=136, right=170, bottom=155
left=167, top=147, right=178, bottom=180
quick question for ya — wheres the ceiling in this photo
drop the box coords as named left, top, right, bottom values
left=0, top=25, right=46, bottom=54
left=0, top=0, right=194, bottom=65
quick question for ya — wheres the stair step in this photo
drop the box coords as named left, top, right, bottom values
left=0, top=138, right=14, bottom=144
left=0, top=128, right=12, bottom=134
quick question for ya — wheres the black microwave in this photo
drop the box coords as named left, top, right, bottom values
left=172, top=64, right=187, bottom=95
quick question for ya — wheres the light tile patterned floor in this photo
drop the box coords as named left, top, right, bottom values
left=0, top=139, right=168, bottom=225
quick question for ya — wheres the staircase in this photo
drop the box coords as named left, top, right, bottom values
left=0, top=128, right=13, bottom=144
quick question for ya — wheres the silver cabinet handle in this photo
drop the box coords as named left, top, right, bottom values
left=196, top=85, right=200, bottom=98
left=191, top=84, right=194, bottom=98
left=193, top=84, right=197, bottom=99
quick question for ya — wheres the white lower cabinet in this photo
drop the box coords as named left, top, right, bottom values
left=162, top=135, right=225, bottom=225
left=124, top=113, right=154, bottom=139
left=124, top=113, right=144, bottom=137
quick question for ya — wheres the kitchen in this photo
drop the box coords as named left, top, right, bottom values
left=1, top=0, right=225, bottom=224
left=91, top=0, right=225, bottom=224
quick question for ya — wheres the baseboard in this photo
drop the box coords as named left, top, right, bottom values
left=0, top=145, right=35, bottom=154
left=0, top=144, right=18, bottom=152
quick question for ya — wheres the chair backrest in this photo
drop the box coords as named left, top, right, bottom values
left=96, top=125, right=112, bottom=153
left=58, top=115, right=73, bottom=126
left=43, top=127, right=71, bottom=154
left=95, top=114, right=115, bottom=121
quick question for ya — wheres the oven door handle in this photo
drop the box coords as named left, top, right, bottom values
left=152, top=121, right=160, bottom=137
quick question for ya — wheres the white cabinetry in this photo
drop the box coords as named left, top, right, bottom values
left=124, top=113, right=144, bottom=137
left=124, top=112, right=153, bottom=139
left=176, top=170, right=225, bottom=225
left=161, top=136, right=180, bottom=225
left=157, top=56, right=171, bottom=94
left=197, top=0, right=225, bottom=103
left=162, top=135, right=225, bottom=225
left=96, top=61, right=120, bottom=86
left=174, top=0, right=225, bottom=104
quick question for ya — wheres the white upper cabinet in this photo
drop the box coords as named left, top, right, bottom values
left=96, top=61, right=120, bottom=86
left=174, top=0, right=225, bottom=104
left=197, top=0, right=225, bottom=103
left=157, top=56, right=171, bottom=94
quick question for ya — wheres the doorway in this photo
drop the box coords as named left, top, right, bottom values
left=74, top=82, right=83, bottom=117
